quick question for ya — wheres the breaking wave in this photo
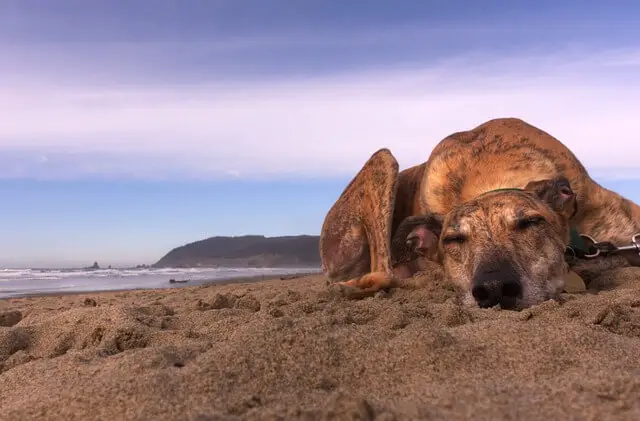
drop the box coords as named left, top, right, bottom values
left=0, top=266, right=320, bottom=298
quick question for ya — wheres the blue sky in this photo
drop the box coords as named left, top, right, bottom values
left=0, top=1, right=639, bottom=268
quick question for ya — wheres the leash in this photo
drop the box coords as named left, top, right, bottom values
left=565, top=232, right=640, bottom=262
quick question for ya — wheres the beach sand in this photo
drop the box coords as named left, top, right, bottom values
left=1, top=267, right=640, bottom=421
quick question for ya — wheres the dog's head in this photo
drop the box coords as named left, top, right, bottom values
left=397, top=176, right=577, bottom=310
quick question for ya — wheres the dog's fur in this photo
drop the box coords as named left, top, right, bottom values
left=319, top=118, right=640, bottom=309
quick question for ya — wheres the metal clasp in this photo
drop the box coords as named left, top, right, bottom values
left=574, top=233, right=640, bottom=259
left=615, top=233, right=640, bottom=256
left=578, top=233, right=601, bottom=258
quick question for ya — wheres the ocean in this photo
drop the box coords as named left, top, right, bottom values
left=0, top=267, right=320, bottom=299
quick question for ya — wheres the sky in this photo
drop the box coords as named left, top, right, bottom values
left=1, top=0, right=640, bottom=268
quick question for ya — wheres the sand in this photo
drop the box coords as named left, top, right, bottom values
left=1, top=267, right=640, bottom=421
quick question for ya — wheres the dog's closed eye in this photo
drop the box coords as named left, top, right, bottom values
left=515, top=215, right=545, bottom=230
left=442, top=234, right=467, bottom=246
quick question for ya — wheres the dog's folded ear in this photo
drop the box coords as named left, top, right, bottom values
left=391, top=214, right=443, bottom=264
left=524, top=176, right=578, bottom=220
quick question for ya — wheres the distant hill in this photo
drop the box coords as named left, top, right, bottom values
left=153, top=235, right=322, bottom=268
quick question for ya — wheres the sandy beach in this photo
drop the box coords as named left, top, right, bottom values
left=2, top=267, right=640, bottom=421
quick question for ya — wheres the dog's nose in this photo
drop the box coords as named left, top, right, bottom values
left=471, top=265, right=522, bottom=309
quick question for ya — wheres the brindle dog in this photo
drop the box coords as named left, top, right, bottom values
left=320, top=118, right=640, bottom=310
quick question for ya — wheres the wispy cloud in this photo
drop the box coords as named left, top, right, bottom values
left=1, top=41, right=639, bottom=181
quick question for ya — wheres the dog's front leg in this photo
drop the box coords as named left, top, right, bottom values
left=319, top=149, right=401, bottom=299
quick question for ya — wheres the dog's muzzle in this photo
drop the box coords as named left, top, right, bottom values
left=471, top=261, right=522, bottom=310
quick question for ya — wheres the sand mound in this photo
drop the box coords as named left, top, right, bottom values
left=1, top=267, right=640, bottom=421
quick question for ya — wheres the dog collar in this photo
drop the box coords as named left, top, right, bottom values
left=568, top=228, right=588, bottom=252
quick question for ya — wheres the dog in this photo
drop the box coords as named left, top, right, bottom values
left=319, top=118, right=640, bottom=310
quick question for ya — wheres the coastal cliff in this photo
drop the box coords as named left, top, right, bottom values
left=153, top=235, right=321, bottom=268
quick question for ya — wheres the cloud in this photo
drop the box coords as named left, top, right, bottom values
left=0, top=44, right=639, bottom=181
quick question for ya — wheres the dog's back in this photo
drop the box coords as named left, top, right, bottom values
left=416, top=118, right=590, bottom=216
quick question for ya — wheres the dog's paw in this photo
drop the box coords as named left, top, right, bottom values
left=327, top=272, right=396, bottom=300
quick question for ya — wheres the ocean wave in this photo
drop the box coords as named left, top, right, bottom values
left=0, top=267, right=318, bottom=282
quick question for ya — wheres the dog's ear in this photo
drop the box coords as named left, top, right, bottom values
left=391, top=214, right=443, bottom=264
left=524, top=176, right=577, bottom=220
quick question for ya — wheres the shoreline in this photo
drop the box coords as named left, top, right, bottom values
left=1, top=269, right=322, bottom=301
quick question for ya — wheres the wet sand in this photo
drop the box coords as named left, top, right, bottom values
left=1, top=267, right=640, bottom=421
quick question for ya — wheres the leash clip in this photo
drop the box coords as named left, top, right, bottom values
left=577, top=234, right=602, bottom=258
left=565, top=233, right=640, bottom=268
left=579, top=233, right=640, bottom=258
left=616, top=233, right=640, bottom=256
